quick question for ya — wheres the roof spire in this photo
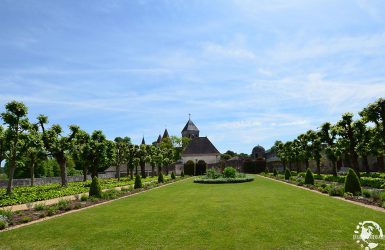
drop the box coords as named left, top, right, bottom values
left=189, top=113, right=191, bottom=120
left=141, top=136, right=146, bottom=145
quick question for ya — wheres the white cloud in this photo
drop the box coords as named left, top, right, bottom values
left=202, top=42, right=256, bottom=60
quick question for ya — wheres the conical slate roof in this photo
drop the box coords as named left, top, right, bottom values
left=156, top=134, right=162, bottom=144
left=182, top=119, right=199, bottom=133
left=162, top=129, right=169, bottom=138
left=141, top=137, right=146, bottom=145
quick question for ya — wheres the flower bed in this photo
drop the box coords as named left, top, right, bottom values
left=193, top=167, right=254, bottom=184
left=0, top=176, right=185, bottom=231
left=0, top=176, right=165, bottom=207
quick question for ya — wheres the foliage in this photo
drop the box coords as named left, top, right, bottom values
left=196, top=160, right=207, bottom=175
left=102, top=189, right=121, bottom=200
left=344, top=168, right=362, bottom=195
left=206, top=168, right=221, bottom=179
left=89, top=177, right=102, bottom=198
left=194, top=177, right=254, bottom=184
left=223, top=167, right=236, bottom=178
left=328, top=185, right=344, bottom=196
left=171, top=171, right=176, bottom=179
left=184, top=160, right=195, bottom=176
left=57, top=199, right=71, bottom=211
left=34, top=203, right=46, bottom=211
left=181, top=171, right=184, bottom=177
left=273, top=169, right=278, bottom=176
left=284, top=169, right=291, bottom=180
left=158, top=172, right=164, bottom=183
left=304, top=168, right=314, bottom=185
left=134, top=174, right=142, bottom=189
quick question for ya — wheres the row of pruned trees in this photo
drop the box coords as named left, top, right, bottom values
left=273, top=98, right=385, bottom=176
left=0, top=100, right=189, bottom=194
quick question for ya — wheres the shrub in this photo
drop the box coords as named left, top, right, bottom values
left=196, top=160, right=207, bottom=175
left=80, top=194, right=88, bottom=201
left=89, top=177, right=102, bottom=198
left=47, top=206, right=58, bottom=216
left=158, top=172, right=164, bottom=183
left=120, top=186, right=130, bottom=192
left=223, top=167, right=236, bottom=178
left=362, top=189, right=371, bottom=198
left=171, top=172, right=176, bottom=180
left=0, top=219, right=6, bottom=230
left=194, top=177, right=254, bottom=184
left=184, top=160, right=195, bottom=176
left=21, top=216, right=32, bottom=223
left=370, top=190, right=382, bottom=203
left=273, top=169, right=278, bottom=176
left=360, top=177, right=385, bottom=189
left=134, top=174, right=142, bottom=189
left=264, top=167, right=269, bottom=174
left=102, top=189, right=121, bottom=200
left=344, top=168, right=362, bottom=195
left=304, top=168, right=315, bottom=185
left=284, top=169, right=291, bottom=180
left=206, top=168, right=221, bottom=179
left=181, top=171, right=184, bottom=177
left=57, top=199, right=70, bottom=211
left=34, top=203, right=46, bottom=211
left=328, top=185, right=344, bottom=196
left=0, top=209, right=14, bottom=221
left=74, top=203, right=82, bottom=209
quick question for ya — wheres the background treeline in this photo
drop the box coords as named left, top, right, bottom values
left=0, top=101, right=189, bottom=195
left=273, top=98, right=385, bottom=176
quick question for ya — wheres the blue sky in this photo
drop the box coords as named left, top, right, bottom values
left=1, top=0, right=385, bottom=154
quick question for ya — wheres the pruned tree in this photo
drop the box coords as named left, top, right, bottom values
left=113, top=136, right=130, bottom=181
left=1, top=101, right=30, bottom=194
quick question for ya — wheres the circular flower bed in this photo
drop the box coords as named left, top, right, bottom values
left=194, top=167, right=254, bottom=184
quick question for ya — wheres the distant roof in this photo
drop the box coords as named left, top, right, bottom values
left=162, top=129, right=169, bottom=138
left=183, top=137, right=220, bottom=155
left=182, top=119, right=199, bottom=132
left=141, top=137, right=146, bottom=145
left=156, top=134, right=162, bottom=143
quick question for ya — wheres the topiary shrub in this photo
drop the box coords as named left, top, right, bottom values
left=171, top=171, right=176, bottom=180
left=304, top=168, right=314, bottom=185
left=344, top=168, right=361, bottom=195
left=223, top=167, right=236, bottom=178
left=264, top=167, right=269, bottom=174
left=89, top=177, right=102, bottom=198
left=284, top=169, right=291, bottom=180
left=184, top=160, right=195, bottom=176
left=273, top=168, right=278, bottom=176
left=134, top=174, right=142, bottom=189
left=158, top=172, right=164, bottom=183
left=196, top=160, right=207, bottom=175
left=181, top=171, right=184, bottom=177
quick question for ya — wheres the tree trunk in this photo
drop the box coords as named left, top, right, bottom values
left=6, top=160, right=15, bottom=195
left=296, top=161, right=300, bottom=172
left=135, top=165, right=138, bottom=175
left=130, top=169, right=133, bottom=180
left=83, top=165, right=87, bottom=182
left=377, top=156, right=385, bottom=172
left=363, top=156, right=370, bottom=174
left=282, top=161, right=286, bottom=171
left=151, top=165, right=155, bottom=177
left=91, top=164, right=97, bottom=179
left=30, top=162, right=35, bottom=187
left=58, top=158, right=68, bottom=187
left=288, top=162, right=292, bottom=171
left=305, top=159, right=309, bottom=170
left=140, top=162, right=146, bottom=179
left=116, top=165, right=120, bottom=181
left=316, top=160, right=321, bottom=176
left=332, top=160, right=337, bottom=177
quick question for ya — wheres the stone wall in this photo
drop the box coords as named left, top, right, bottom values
left=0, top=172, right=116, bottom=187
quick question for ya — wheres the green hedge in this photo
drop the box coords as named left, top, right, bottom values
left=194, top=177, right=254, bottom=184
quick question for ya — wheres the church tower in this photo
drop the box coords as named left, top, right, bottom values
left=181, top=115, right=200, bottom=139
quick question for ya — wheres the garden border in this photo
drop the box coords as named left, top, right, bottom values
left=0, top=177, right=192, bottom=233
left=258, top=175, right=385, bottom=213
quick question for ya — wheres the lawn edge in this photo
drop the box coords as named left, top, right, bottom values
left=258, top=174, right=385, bottom=213
left=0, top=177, right=192, bottom=233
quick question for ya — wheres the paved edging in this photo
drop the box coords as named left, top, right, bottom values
left=258, top=175, right=385, bottom=213
left=0, top=177, right=192, bottom=233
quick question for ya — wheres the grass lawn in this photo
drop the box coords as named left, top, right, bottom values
left=1, top=176, right=385, bottom=249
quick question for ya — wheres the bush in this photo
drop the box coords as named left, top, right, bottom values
left=0, top=209, right=14, bottom=221
left=134, top=174, right=142, bottom=189
left=264, top=167, right=269, bottom=174
left=21, top=216, right=31, bottom=223
left=206, top=168, right=221, bottom=179
left=344, top=168, right=362, bottom=195
left=158, top=172, right=164, bottom=183
left=284, top=169, right=291, bottom=180
left=0, top=219, right=6, bottom=230
left=360, top=177, right=385, bottom=189
left=171, top=172, right=176, bottom=180
left=304, top=168, right=314, bottom=185
left=184, top=160, right=195, bottom=176
left=80, top=194, right=88, bottom=201
left=47, top=206, right=59, bottom=216
left=273, top=169, right=278, bottom=176
left=102, top=189, right=121, bottom=200
left=370, top=190, right=383, bottom=203
left=223, top=167, right=236, bottom=178
left=181, top=171, right=184, bottom=177
left=362, top=189, right=371, bottom=198
left=34, top=203, right=46, bottom=211
left=196, top=160, right=207, bottom=175
left=328, top=185, right=344, bottom=196
left=57, top=199, right=70, bottom=211
left=89, top=177, right=102, bottom=198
